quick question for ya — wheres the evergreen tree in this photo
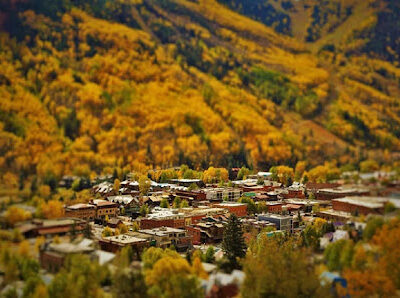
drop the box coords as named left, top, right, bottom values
left=83, top=222, right=92, bottom=238
left=160, top=199, right=169, bottom=208
left=222, top=214, right=246, bottom=270
left=140, top=204, right=150, bottom=217
left=205, top=246, right=215, bottom=263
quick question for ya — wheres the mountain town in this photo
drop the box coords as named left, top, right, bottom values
left=1, top=164, right=400, bottom=297
left=0, top=0, right=400, bottom=297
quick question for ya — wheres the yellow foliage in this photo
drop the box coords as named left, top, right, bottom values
left=192, top=257, right=208, bottom=279
left=4, top=206, right=32, bottom=226
left=40, top=200, right=64, bottom=219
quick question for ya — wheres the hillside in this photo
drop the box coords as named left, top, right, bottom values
left=0, top=0, right=399, bottom=187
left=216, top=0, right=400, bottom=63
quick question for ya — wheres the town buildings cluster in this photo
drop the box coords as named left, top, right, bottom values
left=7, top=168, right=400, bottom=297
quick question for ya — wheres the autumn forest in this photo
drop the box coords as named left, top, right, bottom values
left=0, top=0, right=400, bottom=188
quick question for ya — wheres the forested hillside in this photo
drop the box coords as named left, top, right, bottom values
left=0, top=0, right=399, bottom=188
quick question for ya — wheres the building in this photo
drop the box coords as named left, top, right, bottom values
left=91, top=199, right=118, bottom=219
left=306, top=182, right=341, bottom=192
left=241, top=218, right=275, bottom=233
left=204, top=270, right=245, bottom=298
left=92, top=181, right=114, bottom=196
left=107, top=195, right=139, bottom=207
left=316, top=210, right=352, bottom=222
left=186, top=222, right=224, bottom=244
left=257, top=172, right=272, bottom=179
left=175, top=190, right=207, bottom=201
left=139, top=208, right=185, bottom=229
left=120, top=180, right=139, bottom=191
left=280, top=184, right=305, bottom=199
left=170, top=179, right=204, bottom=188
left=65, top=203, right=96, bottom=220
left=17, top=218, right=87, bottom=238
left=40, top=238, right=115, bottom=272
left=139, top=227, right=193, bottom=251
left=258, top=214, right=293, bottom=232
left=203, top=188, right=242, bottom=202
left=106, top=195, right=140, bottom=215
left=107, top=218, right=123, bottom=228
left=316, top=187, right=370, bottom=200
left=99, top=234, right=149, bottom=255
left=264, top=202, right=283, bottom=213
left=332, top=196, right=399, bottom=215
left=215, top=202, right=247, bottom=217
left=283, top=199, right=317, bottom=212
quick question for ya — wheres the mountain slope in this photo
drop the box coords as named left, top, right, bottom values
left=0, top=0, right=399, bottom=187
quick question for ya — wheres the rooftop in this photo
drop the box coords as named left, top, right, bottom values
left=216, top=202, right=246, bottom=207
left=107, top=195, right=138, bottom=205
left=170, top=179, right=202, bottom=183
left=139, top=227, right=186, bottom=236
left=333, top=196, right=400, bottom=209
left=145, top=208, right=184, bottom=220
left=92, top=199, right=117, bottom=207
left=66, top=203, right=95, bottom=210
left=102, top=234, right=147, bottom=244
left=258, top=213, right=292, bottom=220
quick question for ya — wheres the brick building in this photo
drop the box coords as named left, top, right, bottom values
left=18, top=218, right=87, bottom=238
left=91, top=199, right=118, bottom=219
left=215, top=203, right=247, bottom=217
left=316, top=188, right=370, bottom=200
left=99, top=234, right=149, bottom=255
left=139, top=208, right=186, bottom=229
left=264, top=202, right=283, bottom=213
left=186, top=222, right=224, bottom=244
left=65, top=203, right=96, bottom=220
left=175, top=190, right=207, bottom=201
left=331, top=196, right=396, bottom=215
left=139, top=227, right=193, bottom=251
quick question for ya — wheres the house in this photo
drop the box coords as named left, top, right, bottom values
left=107, top=218, right=123, bottom=229
left=106, top=195, right=140, bottom=215
left=120, top=180, right=139, bottom=191
left=92, top=181, right=114, bottom=196
left=107, top=195, right=139, bottom=207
